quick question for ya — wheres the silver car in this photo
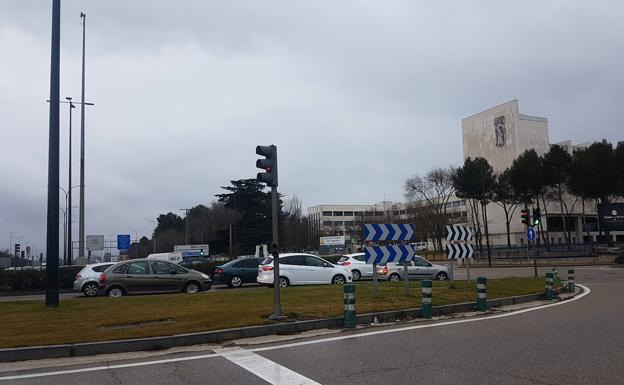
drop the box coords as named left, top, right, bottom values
left=376, top=256, right=449, bottom=281
left=73, top=263, right=115, bottom=296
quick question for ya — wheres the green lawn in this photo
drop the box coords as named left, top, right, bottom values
left=0, top=277, right=548, bottom=348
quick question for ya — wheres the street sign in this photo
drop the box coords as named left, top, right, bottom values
left=446, top=225, right=474, bottom=241
left=87, top=235, right=105, bottom=251
left=597, top=203, right=624, bottom=231
left=174, top=244, right=209, bottom=257
left=364, top=224, right=415, bottom=241
left=365, top=245, right=415, bottom=264
left=117, top=234, right=131, bottom=251
left=446, top=243, right=474, bottom=260
left=527, top=227, right=536, bottom=241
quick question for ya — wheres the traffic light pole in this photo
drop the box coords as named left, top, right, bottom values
left=270, top=186, right=282, bottom=320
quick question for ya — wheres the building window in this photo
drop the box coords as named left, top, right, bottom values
left=333, top=221, right=344, bottom=226
left=322, top=211, right=332, bottom=216
left=333, top=211, right=343, bottom=216
left=344, top=221, right=354, bottom=226
left=344, top=211, right=354, bottom=216
left=322, top=221, right=332, bottom=226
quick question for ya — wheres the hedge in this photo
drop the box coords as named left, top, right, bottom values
left=0, top=266, right=83, bottom=292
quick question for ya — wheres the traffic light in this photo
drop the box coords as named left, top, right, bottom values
left=521, top=209, right=530, bottom=225
left=256, top=145, right=278, bottom=187
left=533, top=208, right=541, bottom=226
left=14, top=243, right=20, bottom=256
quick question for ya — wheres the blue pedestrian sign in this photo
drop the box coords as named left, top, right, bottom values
left=527, top=227, right=536, bottom=241
left=117, top=234, right=131, bottom=251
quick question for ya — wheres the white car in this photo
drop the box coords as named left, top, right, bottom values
left=73, top=262, right=115, bottom=296
left=337, top=253, right=373, bottom=281
left=257, top=253, right=352, bottom=288
left=376, top=256, right=449, bottom=281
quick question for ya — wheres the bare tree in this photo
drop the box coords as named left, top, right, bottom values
left=405, top=167, right=456, bottom=251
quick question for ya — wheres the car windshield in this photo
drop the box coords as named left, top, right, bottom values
left=338, top=257, right=349, bottom=263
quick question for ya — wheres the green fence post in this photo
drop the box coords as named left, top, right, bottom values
left=545, top=272, right=554, bottom=300
left=552, top=267, right=560, bottom=283
left=343, top=284, right=356, bottom=328
left=567, top=269, right=575, bottom=292
left=422, top=280, right=432, bottom=319
left=476, top=276, right=487, bottom=311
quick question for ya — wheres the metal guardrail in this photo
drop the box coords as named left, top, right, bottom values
left=472, top=244, right=600, bottom=259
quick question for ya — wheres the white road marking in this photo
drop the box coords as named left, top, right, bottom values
left=0, top=285, right=591, bottom=382
left=215, top=346, right=320, bottom=385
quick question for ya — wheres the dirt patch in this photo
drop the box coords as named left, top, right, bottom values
left=101, top=318, right=175, bottom=330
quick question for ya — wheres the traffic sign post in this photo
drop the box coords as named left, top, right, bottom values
left=446, top=225, right=475, bottom=283
left=364, top=223, right=415, bottom=295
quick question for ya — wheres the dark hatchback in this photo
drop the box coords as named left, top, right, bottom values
left=213, top=258, right=261, bottom=288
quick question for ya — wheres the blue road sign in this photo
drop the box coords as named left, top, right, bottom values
left=117, top=234, right=131, bottom=251
left=364, top=224, right=415, bottom=241
left=365, top=245, right=415, bottom=264
left=527, top=227, right=536, bottom=241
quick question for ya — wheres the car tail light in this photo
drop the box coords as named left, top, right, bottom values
left=343, top=262, right=351, bottom=266
left=262, top=265, right=273, bottom=271
left=99, top=273, right=106, bottom=284
left=382, top=266, right=388, bottom=274
left=215, top=267, right=224, bottom=274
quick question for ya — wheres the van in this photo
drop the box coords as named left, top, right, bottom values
left=146, top=252, right=184, bottom=264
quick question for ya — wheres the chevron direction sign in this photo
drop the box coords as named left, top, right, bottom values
left=364, top=223, right=415, bottom=241
left=365, top=245, right=415, bottom=264
left=445, top=224, right=474, bottom=241
left=446, top=243, right=474, bottom=260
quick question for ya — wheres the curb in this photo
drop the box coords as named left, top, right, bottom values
left=0, top=292, right=550, bottom=363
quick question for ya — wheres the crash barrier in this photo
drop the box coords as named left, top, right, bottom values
left=477, top=277, right=487, bottom=311
left=422, top=280, right=432, bottom=319
left=343, top=284, right=356, bottom=328
left=545, top=272, right=554, bottom=300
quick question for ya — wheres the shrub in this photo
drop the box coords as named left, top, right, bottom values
left=0, top=265, right=84, bottom=291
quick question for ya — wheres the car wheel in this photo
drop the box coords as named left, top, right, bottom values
left=229, top=275, right=243, bottom=288
left=351, top=270, right=361, bottom=281
left=332, top=275, right=346, bottom=285
left=278, top=277, right=289, bottom=288
left=389, top=273, right=401, bottom=282
left=184, top=282, right=200, bottom=294
left=83, top=282, right=99, bottom=297
left=436, top=272, right=449, bottom=280
left=106, top=287, right=124, bottom=298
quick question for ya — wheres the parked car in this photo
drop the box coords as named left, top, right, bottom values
left=376, top=256, right=449, bottom=281
left=73, top=262, right=115, bottom=296
left=336, top=253, right=373, bottom=281
left=213, top=258, right=261, bottom=288
left=97, top=258, right=212, bottom=297
left=257, top=253, right=352, bottom=288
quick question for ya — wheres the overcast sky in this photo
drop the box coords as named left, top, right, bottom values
left=1, top=1, right=623, bottom=255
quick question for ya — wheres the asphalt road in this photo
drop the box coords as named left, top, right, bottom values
left=1, top=265, right=622, bottom=384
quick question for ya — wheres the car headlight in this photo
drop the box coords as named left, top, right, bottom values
left=200, top=273, right=210, bottom=279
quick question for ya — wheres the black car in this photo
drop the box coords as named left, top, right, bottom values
left=213, top=258, right=261, bottom=288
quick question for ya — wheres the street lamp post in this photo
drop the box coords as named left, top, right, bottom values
left=66, top=97, right=75, bottom=265
left=180, top=208, right=190, bottom=245
left=150, top=220, right=156, bottom=253
left=9, top=232, right=15, bottom=256
left=133, top=229, right=138, bottom=258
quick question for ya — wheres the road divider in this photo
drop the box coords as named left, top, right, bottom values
left=422, top=280, right=432, bottom=319
left=477, top=277, right=487, bottom=311
left=545, top=272, right=554, bottom=300
left=343, top=284, right=356, bottom=328
left=568, top=269, right=575, bottom=292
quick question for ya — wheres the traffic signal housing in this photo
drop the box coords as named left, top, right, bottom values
left=256, top=144, right=278, bottom=187
left=533, top=208, right=541, bottom=226
left=521, top=209, right=530, bottom=225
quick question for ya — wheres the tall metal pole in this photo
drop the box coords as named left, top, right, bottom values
left=270, top=186, right=282, bottom=319
left=67, top=98, right=74, bottom=265
left=180, top=209, right=190, bottom=245
left=9, top=232, right=15, bottom=256
left=78, top=12, right=87, bottom=261
left=46, top=0, right=61, bottom=307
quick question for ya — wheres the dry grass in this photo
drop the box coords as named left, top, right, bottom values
left=0, top=277, right=549, bottom=348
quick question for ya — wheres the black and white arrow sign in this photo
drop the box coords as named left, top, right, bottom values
left=445, top=225, right=474, bottom=241
left=446, top=243, right=474, bottom=260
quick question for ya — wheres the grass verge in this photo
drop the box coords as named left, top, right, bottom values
left=0, top=277, right=549, bottom=348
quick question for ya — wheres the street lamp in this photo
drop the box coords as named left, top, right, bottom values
left=149, top=220, right=156, bottom=253
left=9, top=232, right=15, bottom=256
left=132, top=229, right=138, bottom=258
left=180, top=208, right=190, bottom=245
left=59, top=185, right=79, bottom=265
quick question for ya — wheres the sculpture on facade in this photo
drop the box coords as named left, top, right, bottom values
left=494, top=115, right=506, bottom=147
